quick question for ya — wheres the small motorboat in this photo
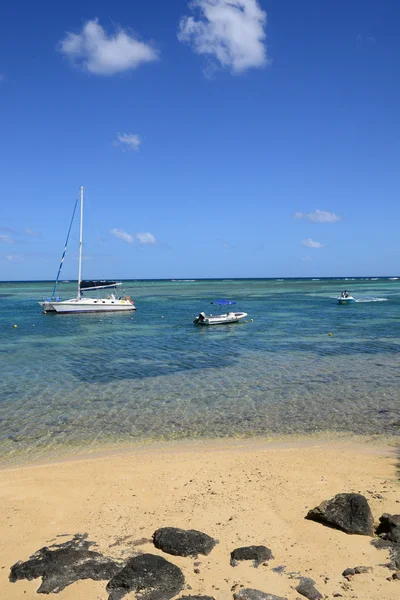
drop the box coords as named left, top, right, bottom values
left=193, top=299, right=248, bottom=326
left=337, top=291, right=356, bottom=304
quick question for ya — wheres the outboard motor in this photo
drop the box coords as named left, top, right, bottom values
left=194, top=311, right=206, bottom=324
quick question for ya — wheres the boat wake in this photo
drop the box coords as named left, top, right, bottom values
left=356, top=297, right=388, bottom=303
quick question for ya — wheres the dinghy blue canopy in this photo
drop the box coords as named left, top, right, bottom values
left=211, top=299, right=236, bottom=305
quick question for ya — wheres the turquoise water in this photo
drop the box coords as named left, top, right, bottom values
left=0, top=278, right=399, bottom=459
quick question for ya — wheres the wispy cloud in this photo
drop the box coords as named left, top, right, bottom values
left=301, top=238, right=325, bottom=249
left=301, top=256, right=312, bottom=261
left=178, top=0, right=268, bottom=74
left=110, top=229, right=157, bottom=245
left=24, top=227, right=41, bottom=238
left=6, top=254, right=24, bottom=263
left=295, top=209, right=342, bottom=223
left=110, top=228, right=134, bottom=244
left=217, top=239, right=235, bottom=249
left=59, top=18, right=159, bottom=76
left=136, top=232, right=156, bottom=245
left=114, top=133, right=141, bottom=151
left=357, top=34, right=376, bottom=49
left=0, top=234, right=14, bottom=244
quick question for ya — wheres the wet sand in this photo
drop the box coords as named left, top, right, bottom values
left=0, top=437, right=399, bottom=600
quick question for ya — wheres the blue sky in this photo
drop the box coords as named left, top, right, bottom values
left=0, top=0, right=399, bottom=280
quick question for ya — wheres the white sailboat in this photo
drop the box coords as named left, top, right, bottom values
left=40, top=187, right=136, bottom=314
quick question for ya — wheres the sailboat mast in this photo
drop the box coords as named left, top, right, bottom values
left=77, top=186, right=84, bottom=300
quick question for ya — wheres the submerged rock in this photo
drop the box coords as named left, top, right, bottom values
left=233, top=589, right=287, bottom=600
left=9, top=533, right=120, bottom=594
left=295, top=577, right=323, bottom=600
left=230, top=545, right=273, bottom=567
left=152, top=527, right=217, bottom=558
left=305, top=493, right=374, bottom=535
left=376, top=513, right=400, bottom=543
left=106, top=553, right=184, bottom=600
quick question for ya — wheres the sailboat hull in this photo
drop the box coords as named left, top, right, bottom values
left=40, top=298, right=136, bottom=313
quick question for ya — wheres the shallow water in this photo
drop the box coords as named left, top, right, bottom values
left=0, top=278, right=399, bottom=460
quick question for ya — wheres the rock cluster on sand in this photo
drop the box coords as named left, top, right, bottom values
left=153, top=527, right=217, bottom=558
left=305, top=492, right=374, bottom=535
left=106, top=553, right=185, bottom=600
left=9, top=501, right=400, bottom=599
left=230, top=545, right=273, bottom=567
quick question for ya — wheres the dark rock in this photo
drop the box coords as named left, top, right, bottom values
left=152, top=527, right=217, bottom=558
left=176, top=597, right=215, bottom=600
left=392, top=571, right=400, bottom=580
left=376, top=514, right=400, bottom=543
left=230, top=546, right=273, bottom=567
left=9, top=534, right=120, bottom=594
left=295, top=577, right=323, bottom=600
left=233, top=589, right=287, bottom=600
left=342, top=568, right=355, bottom=577
left=106, top=553, right=184, bottom=600
left=305, top=493, right=374, bottom=536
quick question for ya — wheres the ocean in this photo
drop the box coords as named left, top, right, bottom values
left=0, top=278, right=399, bottom=461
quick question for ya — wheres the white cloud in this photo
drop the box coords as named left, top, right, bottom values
left=301, top=238, right=326, bottom=249
left=301, top=256, right=312, bottom=261
left=59, top=18, right=159, bottom=76
left=0, top=234, right=14, bottom=244
left=24, top=227, right=40, bottom=238
left=295, top=209, right=342, bottom=223
left=115, top=133, right=141, bottom=151
left=178, top=0, right=268, bottom=73
left=110, top=228, right=134, bottom=244
left=136, top=232, right=156, bottom=245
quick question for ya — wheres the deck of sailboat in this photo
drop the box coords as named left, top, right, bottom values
left=41, top=298, right=136, bottom=313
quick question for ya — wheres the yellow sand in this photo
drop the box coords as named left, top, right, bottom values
left=0, top=438, right=398, bottom=600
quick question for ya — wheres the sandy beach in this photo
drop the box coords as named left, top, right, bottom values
left=0, top=437, right=399, bottom=600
